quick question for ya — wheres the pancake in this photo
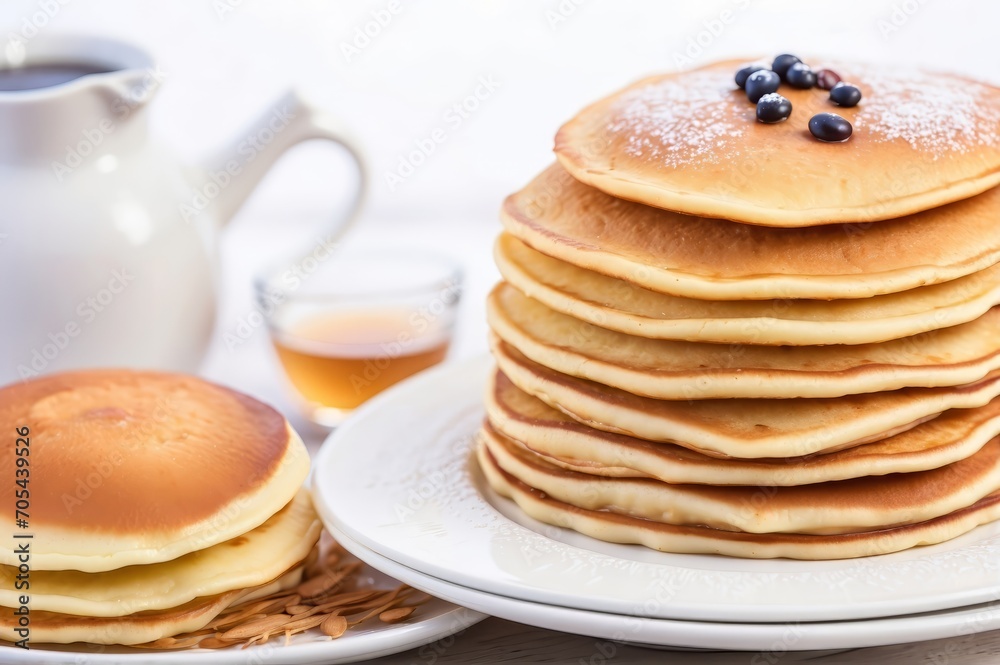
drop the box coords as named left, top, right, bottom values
left=0, top=489, right=320, bottom=617
left=488, top=282, right=1000, bottom=399
left=0, top=563, right=305, bottom=646
left=554, top=60, right=1000, bottom=227
left=486, top=371, right=1000, bottom=485
left=0, top=370, right=310, bottom=572
left=503, top=165, right=1000, bottom=300
left=478, top=444, right=1000, bottom=560
left=491, top=342, right=1000, bottom=459
left=495, top=233, right=1000, bottom=346
left=480, top=425, right=1000, bottom=535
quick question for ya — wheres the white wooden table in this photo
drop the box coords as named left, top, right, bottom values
left=204, top=214, right=1000, bottom=664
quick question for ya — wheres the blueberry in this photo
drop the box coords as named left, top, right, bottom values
left=745, top=69, right=781, bottom=103
left=830, top=82, right=862, bottom=107
left=756, top=93, right=792, bottom=123
left=735, top=64, right=770, bottom=89
left=816, top=69, right=841, bottom=90
left=772, top=54, right=801, bottom=81
left=809, top=113, right=852, bottom=142
left=785, top=62, right=816, bottom=89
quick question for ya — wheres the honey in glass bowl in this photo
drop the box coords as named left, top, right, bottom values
left=271, top=307, right=451, bottom=411
left=255, top=249, right=462, bottom=427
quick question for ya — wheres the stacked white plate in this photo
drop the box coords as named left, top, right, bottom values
left=312, top=356, right=1000, bottom=652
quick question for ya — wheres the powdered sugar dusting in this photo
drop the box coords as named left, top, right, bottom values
left=602, top=63, right=1000, bottom=167
left=606, top=70, right=743, bottom=167
left=854, top=64, right=1000, bottom=156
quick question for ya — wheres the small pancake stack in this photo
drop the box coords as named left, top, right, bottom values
left=478, top=59, right=1000, bottom=559
left=0, top=371, right=319, bottom=644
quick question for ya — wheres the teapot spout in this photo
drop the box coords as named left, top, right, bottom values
left=187, top=89, right=367, bottom=228
left=0, top=35, right=161, bottom=167
left=91, top=65, right=166, bottom=114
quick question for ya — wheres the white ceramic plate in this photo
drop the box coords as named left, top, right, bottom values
left=313, top=355, right=1000, bottom=624
left=328, top=524, right=1000, bottom=652
left=0, top=560, right=485, bottom=665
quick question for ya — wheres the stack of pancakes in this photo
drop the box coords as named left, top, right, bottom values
left=478, top=60, right=1000, bottom=559
left=0, top=371, right=319, bottom=645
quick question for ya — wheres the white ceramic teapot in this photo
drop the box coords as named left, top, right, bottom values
left=0, top=35, right=365, bottom=383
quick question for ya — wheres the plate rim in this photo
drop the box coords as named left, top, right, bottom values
left=312, top=354, right=1000, bottom=623
left=2, top=599, right=483, bottom=665
left=1, top=494, right=484, bottom=664
left=327, top=524, right=1000, bottom=652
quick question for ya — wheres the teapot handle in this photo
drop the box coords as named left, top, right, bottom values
left=190, top=89, right=366, bottom=239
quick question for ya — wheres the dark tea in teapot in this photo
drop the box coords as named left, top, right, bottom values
left=0, top=63, right=113, bottom=91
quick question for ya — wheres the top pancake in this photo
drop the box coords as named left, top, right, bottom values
left=503, top=164, right=1000, bottom=300
left=555, top=59, right=1000, bottom=227
left=0, top=370, right=310, bottom=572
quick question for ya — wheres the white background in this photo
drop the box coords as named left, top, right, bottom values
left=2, top=0, right=999, bottom=430
left=5, top=0, right=999, bottom=223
